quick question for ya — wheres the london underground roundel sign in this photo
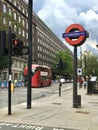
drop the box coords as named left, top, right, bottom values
left=63, top=24, right=88, bottom=46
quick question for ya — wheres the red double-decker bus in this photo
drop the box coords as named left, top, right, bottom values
left=23, top=64, right=52, bottom=88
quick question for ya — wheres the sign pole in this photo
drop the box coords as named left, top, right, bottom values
left=73, top=46, right=78, bottom=108
left=63, top=24, right=89, bottom=108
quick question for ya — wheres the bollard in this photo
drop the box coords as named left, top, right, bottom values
left=59, top=78, right=65, bottom=97
left=11, top=83, right=15, bottom=92
left=59, top=83, right=62, bottom=96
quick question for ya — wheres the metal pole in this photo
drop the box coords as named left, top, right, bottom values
left=80, top=46, right=82, bottom=68
left=8, top=26, right=12, bottom=115
left=27, top=0, right=32, bottom=109
left=59, top=83, right=62, bottom=96
left=84, top=56, right=86, bottom=78
left=73, top=46, right=78, bottom=108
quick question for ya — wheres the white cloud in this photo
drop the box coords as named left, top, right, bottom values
left=37, top=0, right=78, bottom=39
left=33, top=0, right=98, bottom=55
left=79, top=9, right=98, bottom=23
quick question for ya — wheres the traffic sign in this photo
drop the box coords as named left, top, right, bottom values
left=63, top=24, right=89, bottom=46
left=77, top=68, right=82, bottom=76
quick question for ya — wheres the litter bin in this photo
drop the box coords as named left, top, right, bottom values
left=88, top=76, right=97, bottom=94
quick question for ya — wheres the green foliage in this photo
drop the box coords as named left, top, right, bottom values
left=82, top=51, right=98, bottom=77
left=0, top=12, right=22, bottom=38
left=0, top=56, right=8, bottom=70
left=0, top=12, right=23, bottom=71
left=52, top=50, right=73, bottom=75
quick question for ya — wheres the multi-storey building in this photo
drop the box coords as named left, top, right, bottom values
left=0, top=0, right=72, bottom=81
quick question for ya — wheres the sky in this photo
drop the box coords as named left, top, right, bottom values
left=26, top=0, right=98, bottom=56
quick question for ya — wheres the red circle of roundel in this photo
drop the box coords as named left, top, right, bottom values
left=65, top=24, right=86, bottom=46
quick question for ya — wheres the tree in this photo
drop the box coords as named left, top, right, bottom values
left=52, top=50, right=73, bottom=75
left=0, top=56, right=8, bottom=70
left=82, top=51, right=98, bottom=77
left=0, top=12, right=22, bottom=38
left=0, top=12, right=22, bottom=72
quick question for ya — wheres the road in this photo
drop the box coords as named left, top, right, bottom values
left=0, top=83, right=72, bottom=109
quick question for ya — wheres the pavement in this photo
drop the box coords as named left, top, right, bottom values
left=0, top=84, right=98, bottom=130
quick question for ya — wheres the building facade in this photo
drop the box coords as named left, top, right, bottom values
left=0, top=0, right=72, bottom=81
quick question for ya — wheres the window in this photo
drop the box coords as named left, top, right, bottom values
left=21, top=62, right=24, bottom=69
left=19, top=28, right=21, bottom=35
left=9, top=21, right=12, bottom=25
left=14, top=1, right=17, bottom=6
left=19, top=61, right=21, bottom=68
left=26, top=22, right=28, bottom=29
left=18, top=5, right=21, bottom=10
left=18, top=16, right=21, bottom=23
left=9, top=8, right=12, bottom=15
left=3, top=17, right=6, bottom=25
left=14, top=12, right=17, bottom=20
left=3, top=72, right=7, bottom=80
left=23, top=8, right=25, bottom=14
left=26, top=11, right=28, bottom=17
left=22, top=30, right=25, bottom=37
left=3, top=4, right=7, bottom=13
left=14, top=25, right=17, bottom=32
left=13, top=61, right=17, bottom=68
left=22, top=19, right=25, bottom=26
left=19, top=73, right=22, bottom=80
left=26, top=32, right=28, bottom=39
